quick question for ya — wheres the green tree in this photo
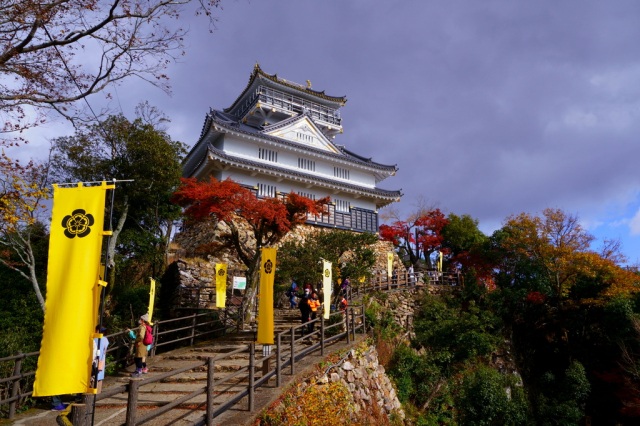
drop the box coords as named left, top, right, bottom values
left=277, top=229, right=378, bottom=290
left=456, top=366, right=529, bottom=426
left=493, top=209, right=597, bottom=303
left=49, top=108, right=186, bottom=292
left=441, top=213, right=487, bottom=268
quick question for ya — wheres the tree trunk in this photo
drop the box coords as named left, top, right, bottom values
left=242, top=268, right=260, bottom=328
left=106, top=200, right=129, bottom=291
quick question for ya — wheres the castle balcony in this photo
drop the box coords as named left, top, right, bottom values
left=246, top=186, right=378, bottom=234
left=237, top=86, right=343, bottom=131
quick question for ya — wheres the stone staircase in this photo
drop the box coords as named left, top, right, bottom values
left=83, top=307, right=307, bottom=425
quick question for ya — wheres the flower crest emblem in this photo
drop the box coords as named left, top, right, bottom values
left=263, top=259, right=273, bottom=274
left=61, top=209, right=95, bottom=239
left=324, top=269, right=330, bottom=277
left=217, top=269, right=226, bottom=276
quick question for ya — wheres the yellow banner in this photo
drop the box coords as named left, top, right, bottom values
left=257, top=248, right=276, bottom=344
left=437, top=251, right=443, bottom=273
left=34, top=182, right=112, bottom=396
left=216, top=263, right=227, bottom=308
left=322, top=260, right=332, bottom=319
left=148, top=278, right=156, bottom=324
left=387, top=252, right=394, bottom=277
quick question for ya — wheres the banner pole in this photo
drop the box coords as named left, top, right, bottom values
left=91, top=180, right=117, bottom=426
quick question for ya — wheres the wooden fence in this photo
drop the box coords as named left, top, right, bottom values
left=95, top=306, right=366, bottom=426
left=0, top=268, right=459, bottom=421
left=0, top=310, right=239, bottom=419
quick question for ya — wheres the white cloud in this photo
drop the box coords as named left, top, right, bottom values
left=630, top=209, right=640, bottom=236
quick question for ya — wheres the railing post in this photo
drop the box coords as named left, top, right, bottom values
left=248, top=343, right=255, bottom=412
left=190, top=313, right=197, bottom=346
left=290, top=327, right=295, bottom=375
left=351, top=308, right=356, bottom=341
left=320, top=315, right=325, bottom=356
left=362, top=304, right=366, bottom=334
left=206, top=356, right=215, bottom=426
left=125, top=379, right=140, bottom=426
left=150, top=323, right=158, bottom=357
left=276, top=333, right=281, bottom=387
left=9, top=352, right=22, bottom=419
left=345, top=309, right=350, bottom=344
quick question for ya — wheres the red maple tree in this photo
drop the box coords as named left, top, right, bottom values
left=172, top=177, right=329, bottom=319
left=379, top=208, right=449, bottom=268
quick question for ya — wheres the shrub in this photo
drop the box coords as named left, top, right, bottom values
left=456, top=366, right=529, bottom=426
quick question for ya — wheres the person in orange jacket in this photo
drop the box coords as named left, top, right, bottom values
left=307, top=292, right=321, bottom=333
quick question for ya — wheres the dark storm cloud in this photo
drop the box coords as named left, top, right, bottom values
left=18, top=0, right=640, bottom=260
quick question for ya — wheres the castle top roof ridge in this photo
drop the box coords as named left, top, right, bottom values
left=223, top=64, right=347, bottom=114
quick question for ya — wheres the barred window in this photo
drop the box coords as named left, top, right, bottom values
left=334, top=167, right=350, bottom=180
left=297, top=191, right=316, bottom=200
left=258, top=183, right=276, bottom=198
left=296, top=132, right=314, bottom=143
left=258, top=148, right=278, bottom=162
left=297, top=157, right=316, bottom=171
left=335, top=199, right=350, bottom=212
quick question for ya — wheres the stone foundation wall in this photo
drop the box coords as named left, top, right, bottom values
left=167, top=224, right=403, bottom=309
left=277, top=341, right=405, bottom=422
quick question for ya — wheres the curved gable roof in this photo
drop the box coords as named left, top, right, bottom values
left=207, top=110, right=398, bottom=174
left=224, top=64, right=347, bottom=114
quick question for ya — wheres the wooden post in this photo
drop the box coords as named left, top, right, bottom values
left=125, top=379, right=140, bottom=426
left=190, top=313, right=197, bottom=346
left=150, top=323, right=158, bottom=357
left=351, top=308, right=356, bottom=341
left=8, top=352, right=22, bottom=419
left=71, top=401, right=88, bottom=426
left=320, top=315, right=325, bottom=356
left=290, top=328, right=295, bottom=375
left=276, top=333, right=282, bottom=387
left=362, top=305, right=366, bottom=334
left=206, top=357, right=215, bottom=426
left=262, top=356, right=271, bottom=376
left=248, top=343, right=255, bottom=412
left=345, top=309, right=350, bottom=344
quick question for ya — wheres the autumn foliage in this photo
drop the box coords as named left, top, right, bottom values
left=379, top=208, right=449, bottom=268
left=172, top=177, right=328, bottom=242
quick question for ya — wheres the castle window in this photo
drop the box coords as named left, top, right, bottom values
left=296, top=132, right=314, bottom=143
left=258, top=183, right=276, bottom=198
left=297, top=158, right=316, bottom=171
left=334, top=167, right=350, bottom=180
left=335, top=199, right=350, bottom=212
left=258, top=148, right=278, bottom=162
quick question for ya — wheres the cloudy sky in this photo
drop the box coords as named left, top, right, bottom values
left=17, top=1, right=640, bottom=264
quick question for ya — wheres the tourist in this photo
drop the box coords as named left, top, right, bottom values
left=92, top=325, right=110, bottom=392
left=51, top=395, right=66, bottom=411
left=339, top=295, right=348, bottom=332
left=341, top=276, right=351, bottom=299
left=287, top=280, right=298, bottom=309
left=307, top=292, right=321, bottom=333
left=298, top=288, right=311, bottom=335
left=127, top=314, right=150, bottom=377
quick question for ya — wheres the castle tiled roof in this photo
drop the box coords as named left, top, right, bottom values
left=197, top=145, right=402, bottom=204
left=224, top=64, right=347, bottom=114
left=206, top=109, right=398, bottom=175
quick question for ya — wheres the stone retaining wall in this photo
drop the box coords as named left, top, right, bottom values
left=267, top=341, right=405, bottom=423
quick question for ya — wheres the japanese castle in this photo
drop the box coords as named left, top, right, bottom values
left=182, top=64, right=401, bottom=233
